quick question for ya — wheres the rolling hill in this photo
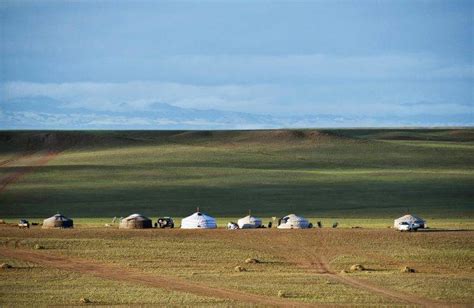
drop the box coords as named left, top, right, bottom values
left=0, top=129, right=473, bottom=218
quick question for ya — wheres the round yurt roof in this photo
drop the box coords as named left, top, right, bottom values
left=122, top=213, right=150, bottom=221
left=181, top=212, right=217, bottom=229
left=119, top=213, right=152, bottom=229
left=394, top=214, right=425, bottom=225
left=42, top=213, right=73, bottom=229
left=237, top=215, right=262, bottom=229
left=277, top=214, right=310, bottom=229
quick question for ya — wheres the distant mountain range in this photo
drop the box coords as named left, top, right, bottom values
left=1, top=96, right=472, bottom=129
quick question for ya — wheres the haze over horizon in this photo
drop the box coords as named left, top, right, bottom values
left=1, top=0, right=473, bottom=129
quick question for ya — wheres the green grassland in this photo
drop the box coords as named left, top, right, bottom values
left=1, top=129, right=473, bottom=219
left=0, top=129, right=473, bottom=306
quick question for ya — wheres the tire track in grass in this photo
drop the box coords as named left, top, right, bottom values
left=0, top=151, right=59, bottom=194
left=245, top=232, right=460, bottom=307
left=0, top=247, right=322, bottom=307
left=0, top=150, right=37, bottom=167
left=294, top=238, right=462, bottom=307
left=313, top=256, right=443, bottom=307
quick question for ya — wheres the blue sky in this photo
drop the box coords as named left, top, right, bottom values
left=0, top=0, right=472, bottom=128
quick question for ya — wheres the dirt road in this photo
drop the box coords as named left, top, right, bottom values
left=310, top=256, right=449, bottom=307
left=0, top=151, right=37, bottom=167
left=284, top=240, right=460, bottom=307
left=0, top=151, right=59, bottom=193
left=245, top=233, right=457, bottom=308
left=0, top=247, right=319, bottom=307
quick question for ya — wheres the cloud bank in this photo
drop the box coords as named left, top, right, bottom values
left=2, top=79, right=472, bottom=118
left=1, top=80, right=472, bottom=129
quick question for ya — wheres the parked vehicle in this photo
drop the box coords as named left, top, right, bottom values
left=156, top=217, right=174, bottom=228
left=227, top=222, right=239, bottom=230
left=18, top=219, right=30, bottom=229
left=397, top=221, right=420, bottom=232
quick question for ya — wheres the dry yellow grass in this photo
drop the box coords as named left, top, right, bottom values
left=0, top=225, right=472, bottom=306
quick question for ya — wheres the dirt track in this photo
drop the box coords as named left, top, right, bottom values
left=247, top=233, right=458, bottom=308
left=0, top=151, right=59, bottom=193
left=309, top=256, right=449, bottom=307
left=0, top=247, right=319, bottom=307
left=0, top=245, right=460, bottom=307
left=0, top=151, right=37, bottom=167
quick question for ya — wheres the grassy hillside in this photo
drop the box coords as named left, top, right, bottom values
left=0, top=129, right=473, bottom=218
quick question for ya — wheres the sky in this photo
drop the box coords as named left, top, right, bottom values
left=0, top=0, right=473, bottom=129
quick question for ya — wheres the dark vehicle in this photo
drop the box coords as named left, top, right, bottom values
left=156, top=217, right=174, bottom=228
left=18, top=219, right=30, bottom=229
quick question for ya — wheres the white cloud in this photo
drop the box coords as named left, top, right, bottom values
left=2, top=79, right=471, bottom=119
left=1, top=81, right=276, bottom=112
left=2, top=53, right=471, bottom=119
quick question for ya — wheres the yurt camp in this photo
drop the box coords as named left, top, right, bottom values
left=237, top=214, right=263, bottom=229
left=277, top=214, right=311, bottom=229
left=394, top=214, right=426, bottom=229
left=119, top=213, right=152, bottom=229
left=42, top=213, right=74, bottom=229
left=181, top=211, right=217, bottom=229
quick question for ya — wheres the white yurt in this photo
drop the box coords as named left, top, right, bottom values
left=237, top=215, right=262, bottom=229
left=393, top=214, right=426, bottom=228
left=181, top=211, right=217, bottom=229
left=277, top=214, right=311, bottom=229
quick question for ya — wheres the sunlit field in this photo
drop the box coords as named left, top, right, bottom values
left=0, top=129, right=473, bottom=306
left=1, top=226, right=472, bottom=306
left=1, top=129, right=473, bottom=218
